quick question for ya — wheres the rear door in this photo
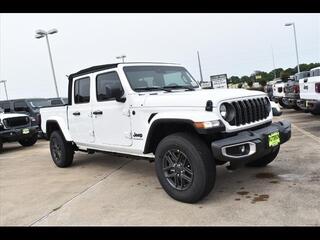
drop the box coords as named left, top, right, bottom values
left=68, top=76, right=95, bottom=144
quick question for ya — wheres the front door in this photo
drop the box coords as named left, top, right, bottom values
left=68, top=76, right=95, bottom=145
left=92, top=70, right=132, bottom=147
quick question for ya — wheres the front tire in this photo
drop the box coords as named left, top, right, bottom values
left=155, top=132, right=216, bottom=203
left=18, top=134, right=38, bottom=147
left=50, top=131, right=74, bottom=168
left=246, top=146, right=280, bottom=167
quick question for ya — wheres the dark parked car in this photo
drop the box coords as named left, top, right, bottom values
left=0, top=98, right=51, bottom=136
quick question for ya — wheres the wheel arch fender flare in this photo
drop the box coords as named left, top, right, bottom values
left=143, top=117, right=198, bottom=154
left=46, top=118, right=73, bottom=141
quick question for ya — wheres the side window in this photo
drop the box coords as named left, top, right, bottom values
left=14, top=101, right=29, bottom=112
left=74, top=77, right=90, bottom=104
left=96, top=71, right=123, bottom=101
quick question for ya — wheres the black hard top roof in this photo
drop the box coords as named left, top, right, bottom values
left=68, top=62, right=180, bottom=80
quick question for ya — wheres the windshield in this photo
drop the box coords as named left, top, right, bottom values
left=123, top=66, right=199, bottom=92
left=28, top=99, right=51, bottom=108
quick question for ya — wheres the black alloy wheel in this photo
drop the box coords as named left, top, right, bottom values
left=162, top=149, right=194, bottom=191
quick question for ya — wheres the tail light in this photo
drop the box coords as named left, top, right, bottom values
left=315, top=83, right=320, bottom=93
left=293, top=85, right=300, bottom=93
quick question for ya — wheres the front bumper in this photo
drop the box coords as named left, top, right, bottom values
left=0, top=126, right=38, bottom=142
left=211, top=121, right=291, bottom=168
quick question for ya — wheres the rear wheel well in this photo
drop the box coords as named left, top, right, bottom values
left=46, top=121, right=62, bottom=139
left=144, top=120, right=207, bottom=154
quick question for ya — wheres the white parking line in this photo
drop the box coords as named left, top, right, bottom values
left=292, top=123, right=320, bottom=145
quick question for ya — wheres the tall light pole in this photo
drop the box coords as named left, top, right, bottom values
left=285, top=22, right=300, bottom=73
left=116, top=55, right=126, bottom=63
left=0, top=80, right=8, bottom=100
left=35, top=28, right=60, bottom=97
left=197, top=51, right=204, bottom=83
left=271, top=45, right=277, bottom=79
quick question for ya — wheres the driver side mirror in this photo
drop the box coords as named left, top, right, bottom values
left=105, top=86, right=126, bottom=103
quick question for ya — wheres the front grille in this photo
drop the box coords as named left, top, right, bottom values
left=3, top=117, right=30, bottom=128
left=226, top=97, right=271, bottom=126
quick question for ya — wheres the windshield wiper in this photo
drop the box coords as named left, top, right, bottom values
left=134, top=86, right=171, bottom=92
left=163, top=85, right=195, bottom=91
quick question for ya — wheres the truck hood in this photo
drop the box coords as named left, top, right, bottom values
left=0, top=113, right=28, bottom=120
left=142, top=88, right=266, bottom=108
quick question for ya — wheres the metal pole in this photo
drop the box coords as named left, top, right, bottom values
left=197, top=51, right=204, bottom=83
left=45, top=34, right=59, bottom=97
left=3, top=81, right=8, bottom=100
left=271, top=45, right=276, bottom=79
left=292, top=23, right=300, bottom=73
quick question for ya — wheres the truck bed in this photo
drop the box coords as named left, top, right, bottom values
left=40, top=105, right=69, bottom=134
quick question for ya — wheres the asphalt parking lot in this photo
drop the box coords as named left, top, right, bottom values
left=0, top=109, right=320, bottom=226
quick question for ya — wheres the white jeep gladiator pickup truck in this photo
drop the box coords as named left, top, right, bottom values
left=40, top=62, right=291, bottom=203
left=297, top=67, right=320, bottom=115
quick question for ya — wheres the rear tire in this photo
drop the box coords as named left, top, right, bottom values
left=18, top=134, right=38, bottom=147
left=279, top=99, right=291, bottom=109
left=246, top=146, right=280, bottom=167
left=155, top=132, right=216, bottom=203
left=50, top=131, right=74, bottom=168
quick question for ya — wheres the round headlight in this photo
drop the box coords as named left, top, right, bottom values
left=220, top=103, right=236, bottom=122
left=220, top=104, right=227, bottom=118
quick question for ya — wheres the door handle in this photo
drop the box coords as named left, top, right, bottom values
left=92, top=110, right=103, bottom=115
left=73, top=111, right=80, bottom=116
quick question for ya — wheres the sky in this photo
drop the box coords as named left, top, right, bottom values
left=0, top=13, right=319, bottom=100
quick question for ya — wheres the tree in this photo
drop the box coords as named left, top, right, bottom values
left=229, top=76, right=240, bottom=84
left=260, top=80, right=267, bottom=87
left=240, top=76, right=250, bottom=83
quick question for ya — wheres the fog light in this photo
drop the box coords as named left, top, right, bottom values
left=226, top=144, right=250, bottom=156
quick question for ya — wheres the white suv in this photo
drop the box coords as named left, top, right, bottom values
left=40, top=62, right=291, bottom=203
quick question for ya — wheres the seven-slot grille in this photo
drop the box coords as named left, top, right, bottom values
left=3, top=117, right=30, bottom=128
left=227, top=97, right=270, bottom=126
